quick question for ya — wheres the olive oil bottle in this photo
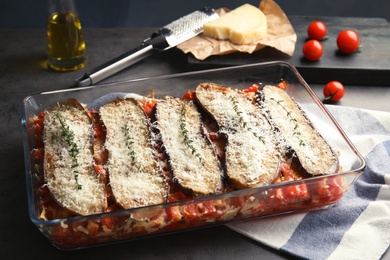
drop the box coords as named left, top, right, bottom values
left=47, top=0, right=87, bottom=71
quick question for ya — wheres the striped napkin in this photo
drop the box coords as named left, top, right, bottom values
left=227, top=105, right=390, bottom=260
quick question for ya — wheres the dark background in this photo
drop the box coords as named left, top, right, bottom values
left=1, top=0, right=389, bottom=29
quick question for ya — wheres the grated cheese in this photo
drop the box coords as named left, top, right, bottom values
left=261, top=85, right=338, bottom=175
left=156, top=98, right=222, bottom=195
left=43, top=101, right=107, bottom=216
left=195, top=83, right=280, bottom=189
left=99, top=99, right=168, bottom=209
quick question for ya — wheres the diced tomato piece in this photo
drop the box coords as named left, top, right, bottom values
left=94, top=165, right=106, bottom=179
left=281, top=163, right=291, bottom=174
left=296, top=184, right=309, bottom=199
left=316, top=180, right=330, bottom=196
left=280, top=164, right=293, bottom=181
left=32, top=124, right=44, bottom=147
left=284, top=185, right=306, bottom=202
left=272, top=181, right=309, bottom=205
left=94, top=165, right=110, bottom=186
left=34, top=122, right=44, bottom=136
left=40, top=197, right=55, bottom=207
left=101, top=217, right=114, bottom=230
left=31, top=112, right=44, bottom=128
left=101, top=205, right=120, bottom=230
left=285, top=185, right=299, bottom=200
left=182, top=90, right=195, bottom=101
left=150, top=213, right=166, bottom=229
left=197, top=201, right=218, bottom=218
left=94, top=165, right=102, bottom=173
left=167, top=191, right=189, bottom=202
left=243, top=84, right=259, bottom=95
left=182, top=203, right=200, bottom=221
left=166, top=206, right=182, bottom=222
left=31, top=148, right=44, bottom=162
left=43, top=202, right=73, bottom=220
left=31, top=112, right=45, bottom=147
left=142, top=99, right=158, bottom=118
left=52, top=226, right=71, bottom=240
left=229, top=196, right=246, bottom=208
left=39, top=185, right=50, bottom=196
left=86, top=221, right=100, bottom=237
left=274, top=188, right=285, bottom=201
left=69, top=222, right=84, bottom=239
left=34, top=112, right=45, bottom=124
left=327, top=176, right=344, bottom=197
left=277, top=80, right=287, bottom=90
left=208, top=132, right=220, bottom=141
left=93, top=124, right=105, bottom=139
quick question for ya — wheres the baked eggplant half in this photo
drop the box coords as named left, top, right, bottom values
left=195, top=83, right=280, bottom=189
left=257, top=85, right=339, bottom=176
left=154, top=97, right=224, bottom=196
left=43, top=99, right=107, bottom=216
left=99, top=98, right=169, bottom=209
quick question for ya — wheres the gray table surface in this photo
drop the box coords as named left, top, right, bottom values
left=1, top=28, right=389, bottom=259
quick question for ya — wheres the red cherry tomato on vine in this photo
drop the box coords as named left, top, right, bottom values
left=307, top=21, right=327, bottom=40
left=302, top=40, right=323, bottom=61
left=323, top=81, right=345, bottom=102
left=337, top=30, right=360, bottom=54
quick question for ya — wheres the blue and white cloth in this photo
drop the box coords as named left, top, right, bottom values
left=227, top=105, right=390, bottom=260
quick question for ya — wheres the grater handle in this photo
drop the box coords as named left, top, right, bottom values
left=75, top=35, right=168, bottom=87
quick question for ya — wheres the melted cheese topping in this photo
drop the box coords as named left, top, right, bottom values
left=156, top=98, right=222, bottom=195
left=262, top=85, right=337, bottom=175
left=43, top=102, right=106, bottom=216
left=99, top=99, right=167, bottom=209
left=196, top=83, right=280, bottom=188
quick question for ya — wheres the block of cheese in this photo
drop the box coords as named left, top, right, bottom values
left=203, top=4, right=267, bottom=45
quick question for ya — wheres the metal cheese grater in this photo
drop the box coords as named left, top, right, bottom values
left=75, top=7, right=219, bottom=87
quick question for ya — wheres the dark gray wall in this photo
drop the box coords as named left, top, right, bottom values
left=1, top=0, right=389, bottom=29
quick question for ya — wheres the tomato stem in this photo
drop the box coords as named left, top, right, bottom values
left=325, top=88, right=339, bottom=101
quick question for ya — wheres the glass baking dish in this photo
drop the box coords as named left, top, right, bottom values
left=21, top=61, right=365, bottom=250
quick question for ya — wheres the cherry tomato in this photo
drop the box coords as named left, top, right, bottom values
left=307, top=21, right=327, bottom=40
left=323, top=81, right=345, bottom=102
left=337, top=30, right=360, bottom=54
left=302, top=40, right=323, bottom=61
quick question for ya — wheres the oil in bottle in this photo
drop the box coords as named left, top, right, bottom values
left=47, top=1, right=87, bottom=71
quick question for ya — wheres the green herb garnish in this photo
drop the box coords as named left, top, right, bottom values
left=230, top=96, right=265, bottom=144
left=270, top=98, right=306, bottom=147
left=180, top=104, right=204, bottom=166
left=55, top=112, right=82, bottom=190
left=122, top=124, right=143, bottom=173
